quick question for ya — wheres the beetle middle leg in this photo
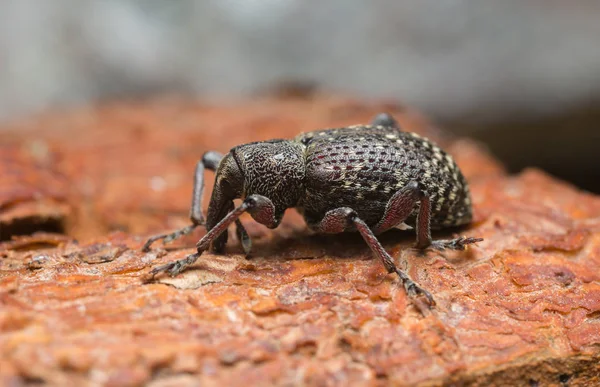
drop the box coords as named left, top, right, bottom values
left=149, top=194, right=275, bottom=277
left=309, top=207, right=435, bottom=308
left=142, top=151, right=250, bottom=253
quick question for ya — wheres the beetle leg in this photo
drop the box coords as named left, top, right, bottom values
left=190, top=151, right=223, bottom=224
left=142, top=151, right=220, bottom=251
left=371, top=113, right=400, bottom=130
left=142, top=151, right=250, bottom=252
left=235, top=218, right=252, bottom=256
left=310, top=207, right=435, bottom=309
left=372, top=181, right=421, bottom=234
left=415, top=191, right=483, bottom=250
left=370, top=181, right=482, bottom=250
left=197, top=195, right=275, bottom=252
left=149, top=195, right=274, bottom=277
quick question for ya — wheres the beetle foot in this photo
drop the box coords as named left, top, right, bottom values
left=142, top=224, right=199, bottom=252
left=148, top=252, right=201, bottom=278
left=426, top=236, right=483, bottom=251
left=398, top=270, right=436, bottom=309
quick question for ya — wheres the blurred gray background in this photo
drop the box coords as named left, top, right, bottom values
left=1, top=0, right=599, bottom=191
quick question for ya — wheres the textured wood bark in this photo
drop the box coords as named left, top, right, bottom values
left=1, top=96, right=599, bottom=386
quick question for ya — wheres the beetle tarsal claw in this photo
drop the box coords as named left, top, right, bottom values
left=412, top=285, right=436, bottom=308
left=397, top=269, right=436, bottom=308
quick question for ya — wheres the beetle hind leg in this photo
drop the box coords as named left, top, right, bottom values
left=372, top=181, right=483, bottom=251
left=414, top=191, right=483, bottom=250
left=372, top=181, right=421, bottom=234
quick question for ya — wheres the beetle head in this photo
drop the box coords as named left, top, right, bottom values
left=205, top=140, right=305, bottom=251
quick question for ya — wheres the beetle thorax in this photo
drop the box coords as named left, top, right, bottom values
left=232, top=140, right=305, bottom=215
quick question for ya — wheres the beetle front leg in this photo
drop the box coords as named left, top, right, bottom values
left=310, top=207, right=435, bottom=309
left=235, top=219, right=252, bottom=256
left=149, top=195, right=274, bottom=278
left=142, top=151, right=250, bottom=252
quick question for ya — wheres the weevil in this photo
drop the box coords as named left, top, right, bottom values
left=142, top=113, right=482, bottom=307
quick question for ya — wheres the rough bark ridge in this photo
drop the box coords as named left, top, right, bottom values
left=1, top=96, right=599, bottom=386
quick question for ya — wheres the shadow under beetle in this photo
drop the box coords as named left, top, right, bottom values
left=143, top=113, right=482, bottom=308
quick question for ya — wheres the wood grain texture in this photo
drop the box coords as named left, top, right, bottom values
left=1, top=95, right=598, bottom=386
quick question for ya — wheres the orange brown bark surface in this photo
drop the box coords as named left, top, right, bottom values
left=0, top=96, right=599, bottom=386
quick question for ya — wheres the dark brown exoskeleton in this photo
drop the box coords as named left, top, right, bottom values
left=143, top=114, right=482, bottom=308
